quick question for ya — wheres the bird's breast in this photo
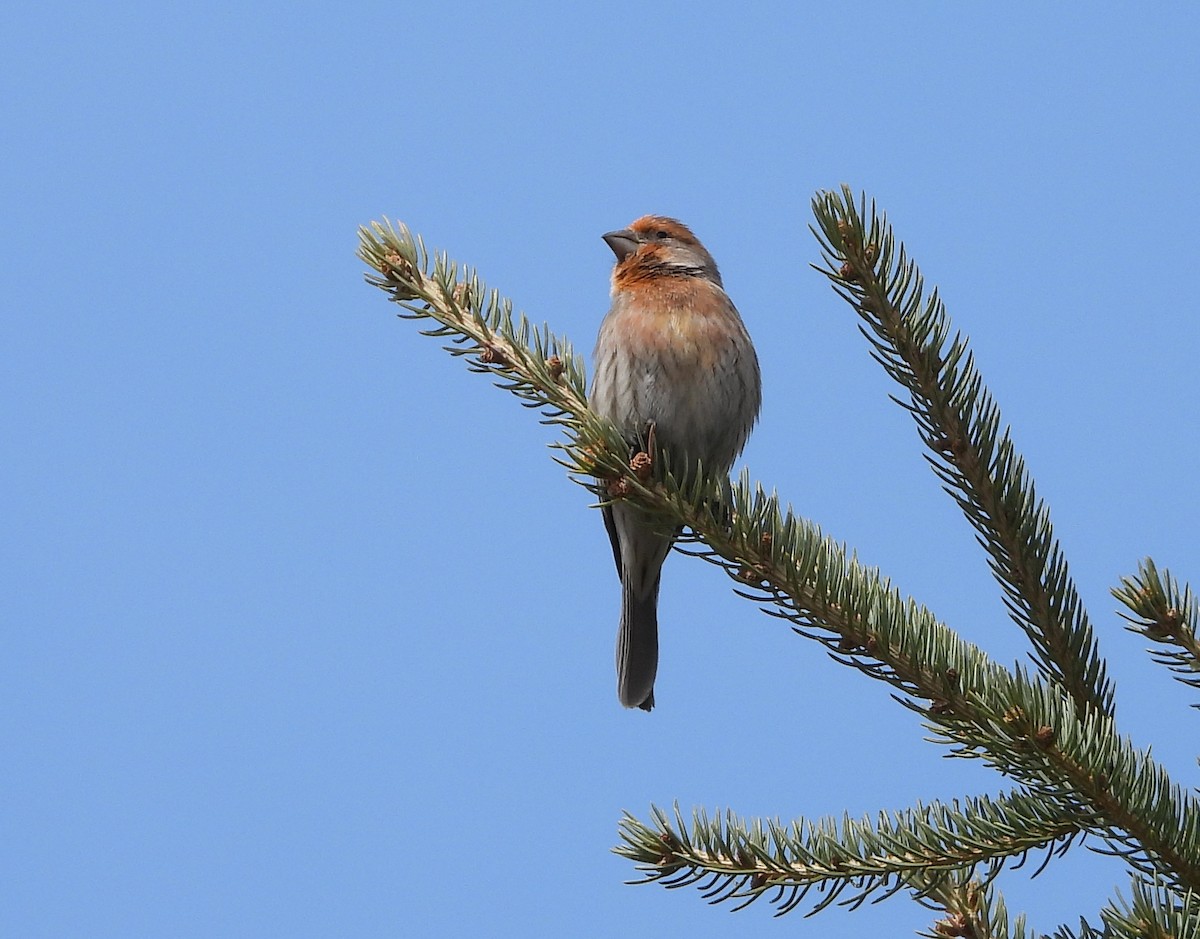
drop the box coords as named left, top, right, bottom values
left=591, top=280, right=759, bottom=472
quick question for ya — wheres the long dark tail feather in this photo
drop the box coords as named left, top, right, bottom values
left=617, top=577, right=659, bottom=711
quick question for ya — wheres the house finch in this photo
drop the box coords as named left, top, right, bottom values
left=590, top=216, right=761, bottom=710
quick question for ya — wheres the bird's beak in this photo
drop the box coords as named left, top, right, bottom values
left=602, top=229, right=639, bottom=262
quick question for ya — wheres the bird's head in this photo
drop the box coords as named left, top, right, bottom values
left=604, top=216, right=722, bottom=288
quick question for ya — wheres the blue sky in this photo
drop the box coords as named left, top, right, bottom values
left=5, top=3, right=1200, bottom=936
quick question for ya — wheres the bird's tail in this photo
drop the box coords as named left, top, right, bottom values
left=617, top=576, right=660, bottom=711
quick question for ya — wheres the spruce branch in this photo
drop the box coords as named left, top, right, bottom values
left=809, top=186, right=1113, bottom=720
left=358, top=197, right=1200, bottom=921
left=615, top=793, right=1082, bottom=918
left=1113, top=559, right=1200, bottom=698
left=667, top=488, right=1200, bottom=896
left=355, top=218, right=593, bottom=433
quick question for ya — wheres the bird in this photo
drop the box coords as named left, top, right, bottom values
left=590, top=216, right=761, bottom=710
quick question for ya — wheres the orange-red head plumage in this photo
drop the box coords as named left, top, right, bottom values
left=604, top=215, right=722, bottom=290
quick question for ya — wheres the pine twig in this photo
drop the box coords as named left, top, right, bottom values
left=1113, top=559, right=1200, bottom=698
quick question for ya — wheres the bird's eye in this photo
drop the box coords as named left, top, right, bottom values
left=655, top=230, right=670, bottom=241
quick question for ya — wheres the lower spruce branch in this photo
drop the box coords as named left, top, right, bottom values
left=616, top=795, right=1080, bottom=920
